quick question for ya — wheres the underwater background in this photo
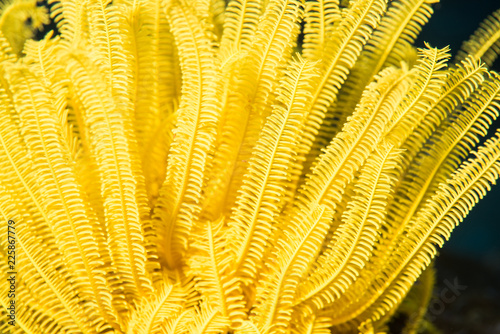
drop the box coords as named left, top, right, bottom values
left=416, top=1, right=500, bottom=332
left=418, top=0, right=500, bottom=258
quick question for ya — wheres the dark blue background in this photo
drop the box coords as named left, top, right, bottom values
left=417, top=0, right=500, bottom=272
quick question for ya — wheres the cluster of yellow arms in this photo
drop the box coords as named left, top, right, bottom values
left=0, top=0, right=499, bottom=333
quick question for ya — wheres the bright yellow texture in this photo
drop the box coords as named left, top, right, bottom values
left=0, top=0, right=48, bottom=54
left=0, top=0, right=499, bottom=333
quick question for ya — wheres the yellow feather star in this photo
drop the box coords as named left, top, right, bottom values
left=0, top=0, right=499, bottom=333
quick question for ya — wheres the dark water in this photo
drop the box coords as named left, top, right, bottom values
left=417, top=1, right=500, bottom=333
left=417, top=0, right=500, bottom=281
